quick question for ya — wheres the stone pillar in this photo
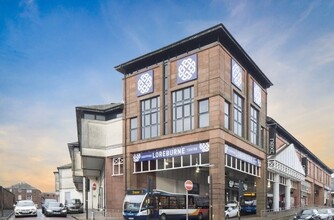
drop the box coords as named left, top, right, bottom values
left=256, top=159, right=267, bottom=216
left=209, top=138, right=225, bottom=220
left=285, top=179, right=291, bottom=210
left=293, top=181, right=301, bottom=207
left=273, top=173, right=280, bottom=211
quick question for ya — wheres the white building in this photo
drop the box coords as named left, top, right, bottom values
left=54, top=163, right=83, bottom=205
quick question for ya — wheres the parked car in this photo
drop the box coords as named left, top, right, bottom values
left=65, top=199, right=84, bottom=213
left=14, top=200, right=37, bottom=217
left=42, top=199, right=57, bottom=214
left=318, top=208, right=332, bottom=220
left=225, top=206, right=239, bottom=219
left=225, top=200, right=238, bottom=208
left=44, top=202, right=67, bottom=217
left=293, top=209, right=321, bottom=220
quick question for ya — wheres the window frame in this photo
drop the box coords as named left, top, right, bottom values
left=233, top=92, right=244, bottom=137
left=198, top=99, right=209, bottom=128
left=250, top=106, right=259, bottom=145
left=141, top=96, right=160, bottom=140
left=172, top=87, right=194, bottom=133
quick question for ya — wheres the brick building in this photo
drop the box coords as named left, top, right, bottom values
left=115, top=24, right=273, bottom=219
left=6, top=182, right=42, bottom=208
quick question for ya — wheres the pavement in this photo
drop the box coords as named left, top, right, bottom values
left=70, top=212, right=292, bottom=220
left=0, top=210, right=14, bottom=220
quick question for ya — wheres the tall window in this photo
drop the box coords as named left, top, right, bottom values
left=172, top=87, right=194, bottom=133
left=224, top=101, right=230, bottom=129
left=130, top=117, right=137, bottom=142
left=198, top=99, right=209, bottom=128
left=250, top=107, right=259, bottom=145
left=141, top=97, right=160, bottom=139
left=233, top=93, right=243, bottom=137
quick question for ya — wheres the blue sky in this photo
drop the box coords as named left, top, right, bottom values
left=1, top=0, right=333, bottom=192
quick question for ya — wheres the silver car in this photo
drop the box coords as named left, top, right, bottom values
left=14, top=200, right=37, bottom=217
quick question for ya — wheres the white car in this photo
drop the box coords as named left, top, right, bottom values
left=225, top=206, right=239, bottom=219
left=318, top=208, right=332, bottom=220
left=14, top=200, right=37, bottom=217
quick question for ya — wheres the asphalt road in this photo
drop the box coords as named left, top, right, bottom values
left=10, top=209, right=74, bottom=220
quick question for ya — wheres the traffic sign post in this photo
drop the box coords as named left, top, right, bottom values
left=184, top=180, right=193, bottom=220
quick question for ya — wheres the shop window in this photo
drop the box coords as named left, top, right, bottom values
left=142, top=161, right=149, bottom=171
left=158, top=158, right=164, bottom=170
left=192, top=153, right=200, bottom=166
left=174, top=157, right=182, bottom=168
left=183, top=155, right=191, bottom=167
left=198, top=99, right=209, bottom=128
left=149, top=160, right=156, bottom=171
left=201, top=152, right=209, bottom=164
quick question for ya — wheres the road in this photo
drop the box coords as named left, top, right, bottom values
left=9, top=209, right=75, bottom=220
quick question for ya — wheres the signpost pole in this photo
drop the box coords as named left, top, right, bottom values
left=186, top=190, right=189, bottom=220
left=184, top=180, right=193, bottom=220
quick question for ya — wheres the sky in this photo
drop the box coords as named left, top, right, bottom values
left=0, top=0, right=334, bottom=192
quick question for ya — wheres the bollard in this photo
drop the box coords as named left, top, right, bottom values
left=91, top=211, right=95, bottom=220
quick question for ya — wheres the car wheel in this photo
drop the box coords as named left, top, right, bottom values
left=160, top=214, right=167, bottom=220
left=226, top=215, right=229, bottom=219
left=197, top=213, right=203, bottom=220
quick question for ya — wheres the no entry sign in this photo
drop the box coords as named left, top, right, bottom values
left=184, top=180, right=193, bottom=191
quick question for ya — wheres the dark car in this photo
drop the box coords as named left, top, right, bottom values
left=65, top=199, right=84, bottom=213
left=41, top=199, right=57, bottom=214
left=44, top=202, right=67, bottom=217
left=294, top=209, right=321, bottom=220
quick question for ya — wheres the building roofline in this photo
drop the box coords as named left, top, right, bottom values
left=267, top=117, right=333, bottom=174
left=115, top=23, right=273, bottom=89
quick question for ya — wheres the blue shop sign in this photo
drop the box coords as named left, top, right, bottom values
left=133, top=142, right=209, bottom=162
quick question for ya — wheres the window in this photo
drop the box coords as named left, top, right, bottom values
left=250, top=107, right=259, bottom=145
left=233, top=93, right=243, bottom=137
left=26, top=195, right=32, bottom=200
left=224, top=101, right=230, bottom=129
left=198, top=99, right=209, bottom=128
left=172, top=87, right=194, bottom=133
left=130, top=117, right=137, bottom=142
left=141, top=97, right=160, bottom=139
left=113, top=157, right=123, bottom=175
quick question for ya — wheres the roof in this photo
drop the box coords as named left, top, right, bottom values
left=57, top=163, right=72, bottom=169
left=115, top=23, right=273, bottom=89
left=76, top=102, right=124, bottom=112
left=268, top=143, right=305, bottom=181
left=267, top=117, right=333, bottom=174
left=9, top=182, right=39, bottom=190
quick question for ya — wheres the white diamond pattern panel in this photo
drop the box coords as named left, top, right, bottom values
left=177, top=54, right=197, bottom=84
left=137, top=70, right=154, bottom=96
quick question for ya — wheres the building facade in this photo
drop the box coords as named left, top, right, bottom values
left=267, top=117, right=332, bottom=210
left=68, top=103, right=124, bottom=217
left=54, top=163, right=83, bottom=205
left=6, top=182, right=42, bottom=208
left=115, top=24, right=273, bottom=219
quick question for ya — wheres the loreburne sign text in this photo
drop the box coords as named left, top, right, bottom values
left=133, top=142, right=210, bottom=162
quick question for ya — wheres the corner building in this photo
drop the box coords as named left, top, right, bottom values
left=115, top=24, right=273, bottom=219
